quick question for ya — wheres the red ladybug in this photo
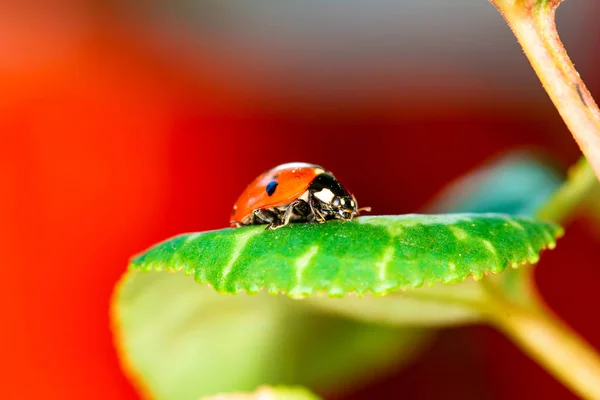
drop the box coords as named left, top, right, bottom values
left=230, top=162, right=370, bottom=230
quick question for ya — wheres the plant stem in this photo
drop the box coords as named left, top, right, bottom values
left=489, top=0, right=600, bottom=181
left=482, top=278, right=600, bottom=400
left=535, top=157, right=598, bottom=223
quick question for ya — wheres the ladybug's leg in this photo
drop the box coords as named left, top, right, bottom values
left=281, top=200, right=310, bottom=226
left=252, top=209, right=281, bottom=229
left=308, top=193, right=327, bottom=223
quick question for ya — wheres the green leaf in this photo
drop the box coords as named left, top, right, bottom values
left=113, top=271, right=429, bottom=400
left=305, top=279, right=486, bottom=327
left=130, top=214, right=563, bottom=298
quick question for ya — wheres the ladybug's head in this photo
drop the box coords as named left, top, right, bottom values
left=309, top=173, right=360, bottom=220
left=331, top=195, right=358, bottom=219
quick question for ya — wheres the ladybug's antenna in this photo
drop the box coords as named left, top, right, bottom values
left=351, top=193, right=371, bottom=215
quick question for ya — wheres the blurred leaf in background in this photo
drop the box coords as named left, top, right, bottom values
left=115, top=272, right=429, bottom=400
left=423, top=151, right=564, bottom=216
left=202, top=385, right=322, bottom=400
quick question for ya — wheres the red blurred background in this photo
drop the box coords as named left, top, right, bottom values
left=2, top=1, right=599, bottom=399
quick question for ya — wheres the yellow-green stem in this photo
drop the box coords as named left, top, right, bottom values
left=535, top=157, right=597, bottom=223
left=482, top=278, right=600, bottom=400
left=490, top=0, right=600, bottom=181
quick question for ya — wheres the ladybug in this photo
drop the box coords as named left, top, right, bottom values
left=230, top=162, right=370, bottom=230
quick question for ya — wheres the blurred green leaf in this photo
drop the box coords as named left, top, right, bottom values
left=113, top=271, right=428, bottom=400
left=424, top=152, right=563, bottom=216
left=130, top=214, right=562, bottom=298
left=201, top=385, right=321, bottom=400
left=306, top=279, right=485, bottom=327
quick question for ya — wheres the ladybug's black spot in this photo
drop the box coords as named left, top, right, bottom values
left=266, top=181, right=278, bottom=196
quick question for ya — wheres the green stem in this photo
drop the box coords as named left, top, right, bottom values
left=482, top=278, right=600, bottom=400
left=583, top=187, right=600, bottom=227
left=489, top=0, right=600, bottom=181
left=535, top=157, right=598, bottom=223
left=492, top=154, right=600, bottom=397
left=501, top=157, right=597, bottom=301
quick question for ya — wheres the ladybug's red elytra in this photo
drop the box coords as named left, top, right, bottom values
left=230, top=162, right=370, bottom=230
